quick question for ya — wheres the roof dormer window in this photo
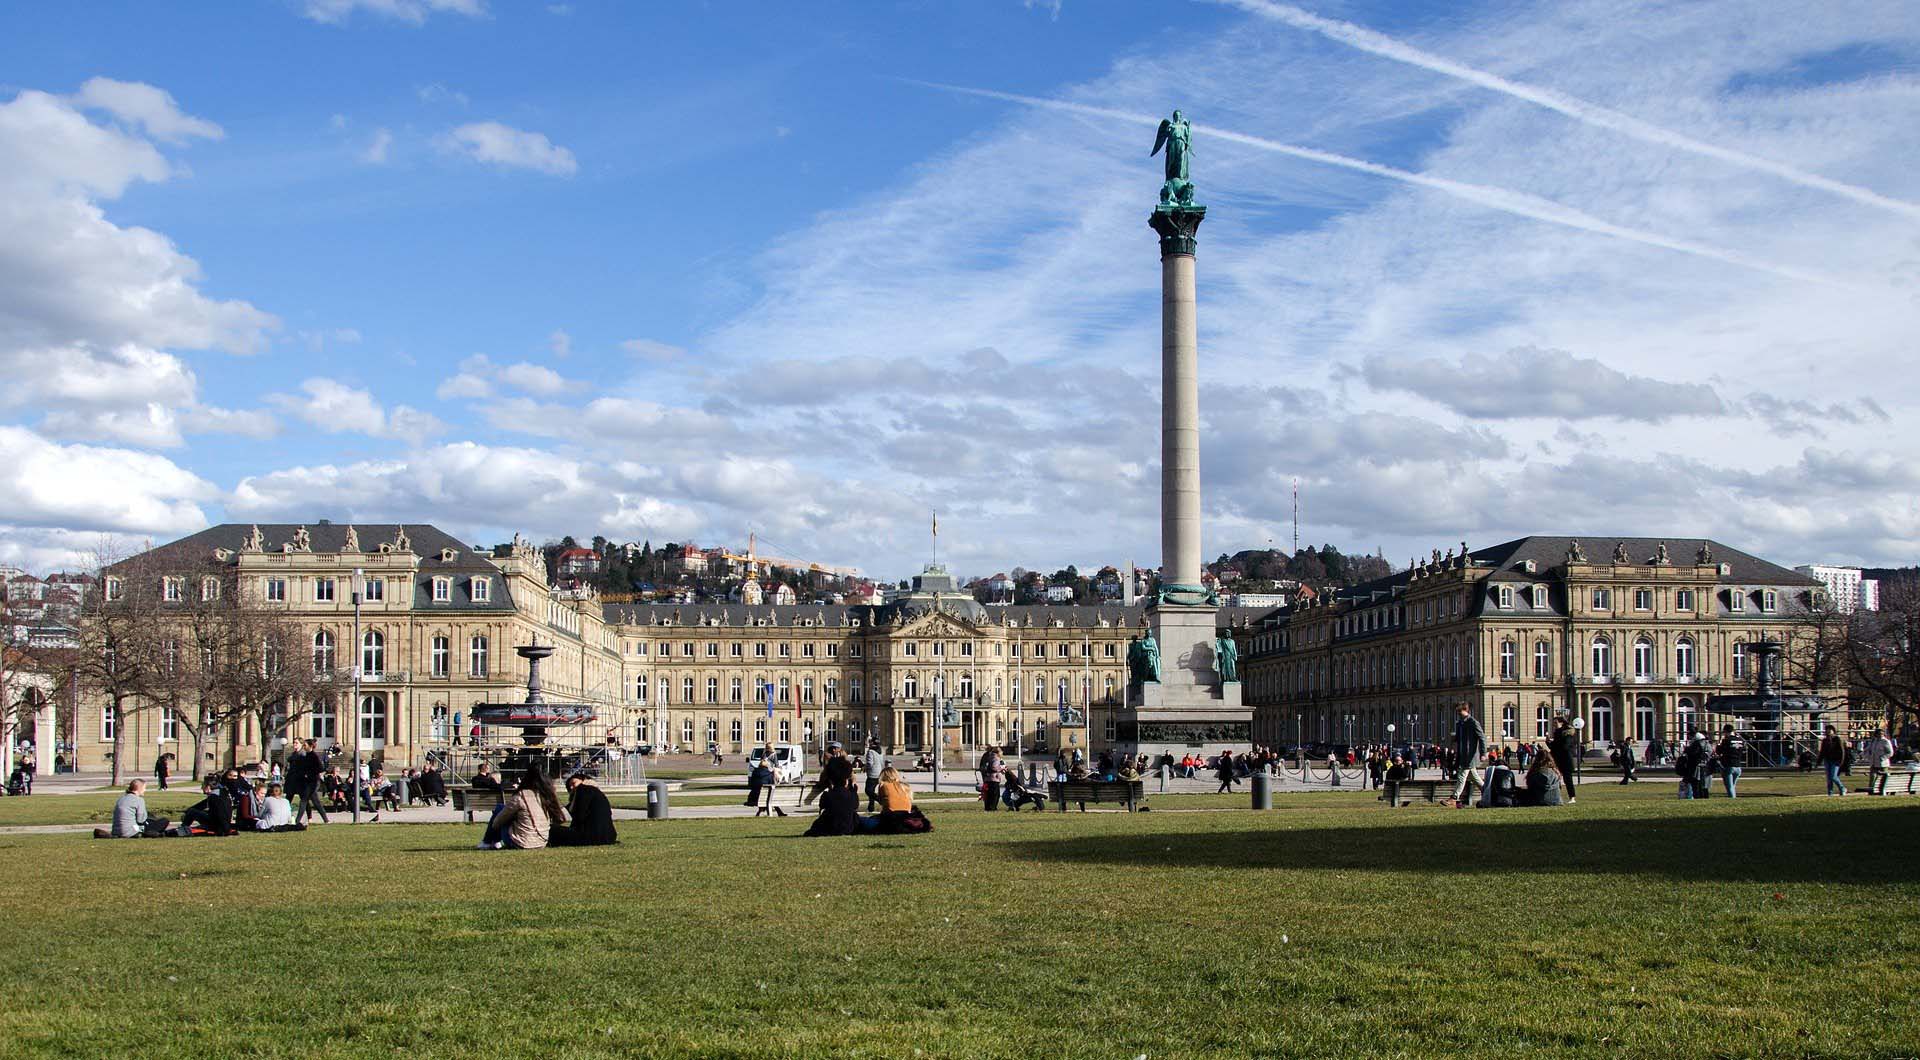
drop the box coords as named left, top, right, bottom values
left=432, top=577, right=451, bottom=603
left=471, top=577, right=490, bottom=602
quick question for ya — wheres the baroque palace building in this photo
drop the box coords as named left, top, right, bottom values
left=75, top=524, right=1270, bottom=771
left=1237, top=536, right=1846, bottom=754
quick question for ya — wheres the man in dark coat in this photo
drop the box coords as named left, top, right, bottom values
left=287, top=739, right=328, bottom=825
left=177, top=776, right=235, bottom=836
left=1616, top=740, right=1639, bottom=784
left=549, top=773, right=617, bottom=846
left=1450, top=704, right=1486, bottom=806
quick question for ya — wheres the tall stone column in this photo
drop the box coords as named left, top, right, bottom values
left=1157, top=214, right=1204, bottom=591
left=1123, top=201, right=1247, bottom=761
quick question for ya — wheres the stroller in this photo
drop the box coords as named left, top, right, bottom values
left=5, top=768, right=27, bottom=796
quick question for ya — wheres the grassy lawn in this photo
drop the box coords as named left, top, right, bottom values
left=0, top=787, right=1913, bottom=1058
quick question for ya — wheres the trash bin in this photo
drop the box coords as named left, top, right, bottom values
left=1250, top=770, right=1272, bottom=810
left=646, top=779, right=669, bottom=820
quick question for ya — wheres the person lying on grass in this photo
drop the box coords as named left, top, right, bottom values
left=477, top=769, right=565, bottom=850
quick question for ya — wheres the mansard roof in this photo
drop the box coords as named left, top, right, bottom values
left=599, top=601, right=1270, bottom=631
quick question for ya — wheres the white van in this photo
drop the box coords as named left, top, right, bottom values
left=749, top=744, right=806, bottom=784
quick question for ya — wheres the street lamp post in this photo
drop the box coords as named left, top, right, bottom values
left=350, top=567, right=364, bottom=825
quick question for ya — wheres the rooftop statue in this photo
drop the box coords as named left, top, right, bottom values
left=1214, top=634, right=1239, bottom=683
left=1613, top=541, right=1630, bottom=563
left=1567, top=540, right=1587, bottom=563
left=342, top=525, right=360, bottom=552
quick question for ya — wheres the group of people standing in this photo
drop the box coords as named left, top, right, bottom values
left=1445, top=704, right=1583, bottom=808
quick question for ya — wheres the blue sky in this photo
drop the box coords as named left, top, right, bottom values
left=1, top=0, right=1916, bottom=580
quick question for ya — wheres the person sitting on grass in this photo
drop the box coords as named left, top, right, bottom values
left=177, top=775, right=237, bottom=836
left=1517, top=754, right=1565, bottom=807
left=478, top=769, right=564, bottom=850
left=550, top=772, right=617, bottom=846
left=255, top=783, right=305, bottom=832
left=868, top=765, right=934, bottom=834
left=1479, top=755, right=1517, bottom=808
left=803, top=756, right=861, bottom=837
left=105, top=779, right=169, bottom=838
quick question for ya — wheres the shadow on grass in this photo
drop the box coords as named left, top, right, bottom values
left=997, top=802, right=1920, bottom=884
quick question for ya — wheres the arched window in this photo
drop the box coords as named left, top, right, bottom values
left=1591, top=636, right=1612, bottom=676
left=313, top=630, right=336, bottom=674
left=1675, top=637, right=1695, bottom=678
left=1501, top=705, right=1516, bottom=739
left=1589, top=697, right=1613, bottom=742
left=469, top=634, right=489, bottom=677
left=958, top=673, right=973, bottom=699
left=825, top=678, right=838, bottom=704
left=659, top=676, right=672, bottom=704
left=357, top=694, right=387, bottom=744
left=1534, top=640, right=1551, bottom=680
left=1535, top=704, right=1550, bottom=738
left=731, top=677, right=743, bottom=703
left=1675, top=697, right=1695, bottom=740
left=903, top=674, right=919, bottom=699
left=1634, top=697, right=1657, bottom=741
left=1499, top=640, right=1516, bottom=679
left=360, top=630, right=384, bottom=676
left=1633, top=637, right=1653, bottom=678
left=706, top=677, right=719, bottom=704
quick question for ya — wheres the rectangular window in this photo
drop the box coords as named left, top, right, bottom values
left=471, top=578, right=490, bottom=602
left=729, top=643, right=742, bottom=658
left=161, top=577, right=182, bottom=602
left=931, top=641, right=944, bottom=657
left=1729, top=591, right=1745, bottom=612
left=754, top=643, right=768, bottom=658
left=431, top=636, right=449, bottom=677
left=1762, top=590, right=1777, bottom=613
left=636, top=642, right=649, bottom=656
left=1079, top=642, right=1091, bottom=657
left=469, top=637, right=489, bottom=677
left=1634, top=588, right=1652, bottom=611
left=960, top=642, right=974, bottom=657
left=801, top=643, right=815, bottom=659
left=683, top=642, right=695, bottom=657
left=430, top=578, right=448, bottom=603
left=1675, top=589, right=1694, bottom=611
left=315, top=579, right=336, bottom=603
left=265, top=578, right=287, bottom=603
left=200, top=577, right=220, bottom=602
left=850, top=644, right=862, bottom=659
left=778, top=643, right=792, bottom=658
left=1104, top=643, right=1117, bottom=658
left=706, top=643, right=719, bottom=657
left=826, top=643, right=838, bottom=659
left=634, top=675, right=647, bottom=703
left=1591, top=588, right=1610, bottom=610
left=756, top=718, right=767, bottom=743
left=101, top=706, right=115, bottom=741
left=1057, top=644, right=1070, bottom=658
left=1533, top=586, right=1549, bottom=609
left=1498, top=586, right=1514, bottom=609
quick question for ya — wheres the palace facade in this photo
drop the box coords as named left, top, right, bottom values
left=73, top=525, right=1251, bottom=770
left=1237, top=536, right=1847, bottom=754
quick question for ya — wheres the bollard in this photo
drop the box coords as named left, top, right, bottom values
left=645, top=778, right=669, bottom=820
left=1250, top=770, right=1272, bottom=810
left=1158, top=763, right=1171, bottom=793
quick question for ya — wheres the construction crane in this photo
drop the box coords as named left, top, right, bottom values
left=712, top=532, right=860, bottom=580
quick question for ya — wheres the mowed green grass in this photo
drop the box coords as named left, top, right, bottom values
left=0, top=787, right=1913, bottom=1059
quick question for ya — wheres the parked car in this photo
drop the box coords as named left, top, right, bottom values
left=748, top=744, right=806, bottom=784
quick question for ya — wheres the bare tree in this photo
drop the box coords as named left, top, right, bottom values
left=213, top=587, right=333, bottom=768
left=1836, top=573, right=1920, bottom=732
left=73, top=541, right=168, bottom=786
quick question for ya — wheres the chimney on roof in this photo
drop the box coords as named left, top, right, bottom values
left=317, top=519, right=332, bottom=526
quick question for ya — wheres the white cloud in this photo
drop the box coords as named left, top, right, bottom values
left=1361, top=346, right=1725, bottom=422
left=496, top=362, right=577, bottom=396
left=0, top=425, right=214, bottom=535
left=621, top=338, right=686, bottom=363
left=272, top=378, right=445, bottom=442
left=360, top=127, right=393, bottom=164
left=302, top=0, right=487, bottom=25
left=416, top=82, right=469, bottom=106
left=439, top=121, right=577, bottom=176
left=546, top=328, right=572, bottom=358
left=71, top=78, right=223, bottom=144
left=434, top=354, right=578, bottom=400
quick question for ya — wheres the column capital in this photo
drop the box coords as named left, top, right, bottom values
left=1149, top=204, right=1207, bottom=257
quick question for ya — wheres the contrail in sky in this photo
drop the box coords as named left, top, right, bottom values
left=1219, top=0, right=1920, bottom=222
left=923, top=82, right=1856, bottom=288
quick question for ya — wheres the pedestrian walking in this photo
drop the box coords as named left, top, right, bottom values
left=1450, top=704, right=1486, bottom=807
left=863, top=741, right=888, bottom=812
left=1861, top=727, right=1894, bottom=795
left=1615, top=740, right=1638, bottom=784
left=1713, top=725, right=1747, bottom=798
left=1819, top=726, right=1847, bottom=796
left=154, top=752, right=172, bottom=791
left=1681, top=729, right=1713, bottom=800
left=287, top=739, right=328, bottom=824
left=1214, top=752, right=1237, bottom=793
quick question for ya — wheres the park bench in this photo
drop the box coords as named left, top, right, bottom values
left=1382, top=779, right=1444, bottom=806
left=1048, top=779, right=1144, bottom=812
left=1881, top=768, right=1920, bottom=796
left=449, top=786, right=504, bottom=823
